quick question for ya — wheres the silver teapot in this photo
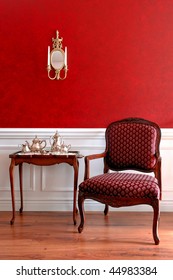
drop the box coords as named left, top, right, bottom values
left=50, top=131, right=62, bottom=152
left=25, top=136, right=46, bottom=153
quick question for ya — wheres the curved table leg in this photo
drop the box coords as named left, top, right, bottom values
left=19, top=163, right=23, bottom=214
left=9, top=159, right=15, bottom=225
left=73, top=159, right=79, bottom=225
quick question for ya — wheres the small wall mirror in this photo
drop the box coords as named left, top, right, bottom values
left=47, top=30, right=68, bottom=80
left=51, top=49, right=64, bottom=70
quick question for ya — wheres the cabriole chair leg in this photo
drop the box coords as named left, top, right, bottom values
left=152, top=200, right=160, bottom=245
left=78, top=193, right=85, bottom=233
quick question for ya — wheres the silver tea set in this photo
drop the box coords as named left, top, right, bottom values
left=49, top=131, right=71, bottom=153
left=19, top=131, right=71, bottom=154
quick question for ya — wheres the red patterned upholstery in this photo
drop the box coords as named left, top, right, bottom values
left=79, top=173, right=160, bottom=199
left=78, top=118, right=162, bottom=245
left=106, top=122, right=157, bottom=170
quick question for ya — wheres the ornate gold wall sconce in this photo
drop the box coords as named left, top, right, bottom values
left=47, top=30, right=68, bottom=80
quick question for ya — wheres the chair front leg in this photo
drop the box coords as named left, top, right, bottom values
left=78, top=191, right=85, bottom=233
left=152, top=199, right=160, bottom=245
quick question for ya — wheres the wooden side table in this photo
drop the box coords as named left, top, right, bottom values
left=9, top=151, right=83, bottom=225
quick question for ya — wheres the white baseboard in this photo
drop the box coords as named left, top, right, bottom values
left=0, top=200, right=170, bottom=213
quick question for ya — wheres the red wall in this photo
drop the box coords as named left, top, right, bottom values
left=1, top=0, right=173, bottom=128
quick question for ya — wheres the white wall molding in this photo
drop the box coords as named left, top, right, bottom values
left=0, top=128, right=173, bottom=212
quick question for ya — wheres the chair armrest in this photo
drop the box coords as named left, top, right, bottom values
left=84, top=152, right=107, bottom=180
left=154, top=156, right=162, bottom=200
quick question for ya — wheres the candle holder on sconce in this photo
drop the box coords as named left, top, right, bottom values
left=47, top=30, right=68, bottom=80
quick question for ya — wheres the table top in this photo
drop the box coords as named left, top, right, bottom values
left=9, top=150, right=83, bottom=159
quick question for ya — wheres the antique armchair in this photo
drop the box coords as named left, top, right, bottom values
left=78, top=118, right=162, bottom=245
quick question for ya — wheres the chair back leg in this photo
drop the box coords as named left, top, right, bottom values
left=104, top=204, right=109, bottom=215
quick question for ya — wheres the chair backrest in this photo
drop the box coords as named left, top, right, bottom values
left=105, top=118, right=161, bottom=172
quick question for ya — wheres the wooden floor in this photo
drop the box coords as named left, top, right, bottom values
left=0, top=211, right=172, bottom=260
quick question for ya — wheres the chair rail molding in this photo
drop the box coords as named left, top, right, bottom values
left=0, top=128, right=172, bottom=211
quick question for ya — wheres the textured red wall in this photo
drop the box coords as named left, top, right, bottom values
left=1, top=0, right=173, bottom=128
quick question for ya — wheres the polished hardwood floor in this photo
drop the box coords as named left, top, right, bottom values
left=0, top=211, right=172, bottom=260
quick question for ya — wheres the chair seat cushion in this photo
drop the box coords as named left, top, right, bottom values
left=79, top=173, right=160, bottom=199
